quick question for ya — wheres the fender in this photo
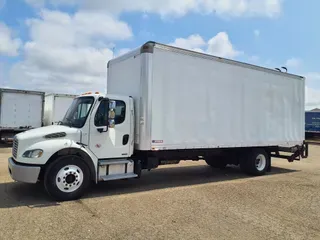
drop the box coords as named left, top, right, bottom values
left=22, top=139, right=99, bottom=183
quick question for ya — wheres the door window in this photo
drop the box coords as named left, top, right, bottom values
left=94, top=100, right=126, bottom=126
left=114, top=101, right=126, bottom=125
left=94, top=100, right=108, bottom=126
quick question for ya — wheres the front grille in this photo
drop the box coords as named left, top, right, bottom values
left=12, top=137, right=18, bottom=159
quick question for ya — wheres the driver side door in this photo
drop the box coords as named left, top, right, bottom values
left=89, top=99, right=131, bottom=159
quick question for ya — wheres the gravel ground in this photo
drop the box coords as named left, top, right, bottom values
left=0, top=145, right=320, bottom=240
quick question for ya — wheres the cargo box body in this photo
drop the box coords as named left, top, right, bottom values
left=44, top=93, right=77, bottom=126
left=107, top=42, right=305, bottom=151
left=0, top=88, right=45, bottom=130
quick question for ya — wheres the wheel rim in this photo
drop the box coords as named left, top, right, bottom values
left=255, top=154, right=267, bottom=171
left=56, top=165, right=84, bottom=193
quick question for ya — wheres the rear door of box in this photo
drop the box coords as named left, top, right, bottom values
left=1, top=92, right=43, bottom=128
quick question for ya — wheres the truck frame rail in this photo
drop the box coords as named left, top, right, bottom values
left=270, top=141, right=309, bottom=162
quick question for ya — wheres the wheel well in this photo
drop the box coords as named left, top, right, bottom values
left=39, top=148, right=96, bottom=182
left=205, top=147, right=272, bottom=166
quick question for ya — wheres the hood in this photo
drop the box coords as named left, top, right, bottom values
left=16, top=125, right=81, bottom=142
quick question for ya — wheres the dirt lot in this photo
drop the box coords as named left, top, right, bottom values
left=0, top=146, right=320, bottom=240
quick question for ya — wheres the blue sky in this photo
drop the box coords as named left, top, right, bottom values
left=0, top=0, right=320, bottom=109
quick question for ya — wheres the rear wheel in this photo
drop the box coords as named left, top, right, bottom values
left=240, top=148, right=270, bottom=176
left=44, top=156, right=91, bottom=201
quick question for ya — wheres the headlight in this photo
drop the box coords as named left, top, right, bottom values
left=22, top=149, right=43, bottom=158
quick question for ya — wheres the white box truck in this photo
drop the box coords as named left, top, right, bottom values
left=43, top=93, right=77, bottom=126
left=0, top=88, right=45, bottom=142
left=8, top=42, right=308, bottom=201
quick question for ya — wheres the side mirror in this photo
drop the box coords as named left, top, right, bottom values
left=108, top=119, right=115, bottom=128
left=109, top=100, right=116, bottom=109
left=108, top=109, right=115, bottom=119
left=108, top=100, right=116, bottom=128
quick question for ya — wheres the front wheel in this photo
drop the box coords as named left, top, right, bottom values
left=44, top=156, right=91, bottom=201
left=240, top=149, right=270, bottom=176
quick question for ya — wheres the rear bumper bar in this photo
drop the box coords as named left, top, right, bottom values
left=270, top=141, right=309, bottom=162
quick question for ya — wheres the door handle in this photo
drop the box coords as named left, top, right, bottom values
left=122, top=134, right=129, bottom=145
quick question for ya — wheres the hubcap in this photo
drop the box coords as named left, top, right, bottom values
left=255, top=154, right=267, bottom=171
left=56, top=165, right=84, bottom=193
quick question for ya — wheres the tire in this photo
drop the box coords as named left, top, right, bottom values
left=205, top=158, right=227, bottom=169
left=240, top=148, right=270, bottom=176
left=44, top=155, right=91, bottom=201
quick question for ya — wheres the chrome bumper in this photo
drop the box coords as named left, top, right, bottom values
left=8, top=157, right=41, bottom=184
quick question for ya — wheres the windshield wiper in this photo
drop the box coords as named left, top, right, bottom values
left=64, top=117, right=73, bottom=128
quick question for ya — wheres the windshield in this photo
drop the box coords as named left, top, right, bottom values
left=61, top=96, right=94, bottom=128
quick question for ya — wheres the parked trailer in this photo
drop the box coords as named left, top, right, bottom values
left=0, top=88, right=45, bottom=142
left=43, top=93, right=77, bottom=126
left=305, top=111, right=320, bottom=133
left=305, top=111, right=320, bottom=139
left=8, top=41, right=308, bottom=201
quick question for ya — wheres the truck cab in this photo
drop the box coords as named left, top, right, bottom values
left=8, top=92, right=137, bottom=201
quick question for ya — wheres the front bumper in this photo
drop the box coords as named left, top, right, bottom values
left=8, top=157, right=41, bottom=184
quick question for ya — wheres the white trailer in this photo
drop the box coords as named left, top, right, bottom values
left=0, top=88, right=45, bottom=142
left=43, top=93, right=77, bottom=126
left=8, top=42, right=308, bottom=201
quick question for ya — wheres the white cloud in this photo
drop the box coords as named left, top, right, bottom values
left=10, top=9, right=132, bottom=93
left=0, top=22, right=22, bottom=56
left=254, top=29, right=260, bottom=37
left=285, top=58, right=301, bottom=68
left=170, top=34, right=206, bottom=50
left=207, top=32, right=241, bottom=58
left=300, top=73, right=320, bottom=110
left=306, top=86, right=320, bottom=110
left=25, top=0, right=282, bottom=18
left=170, top=32, right=241, bottom=59
left=26, top=9, right=132, bottom=46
